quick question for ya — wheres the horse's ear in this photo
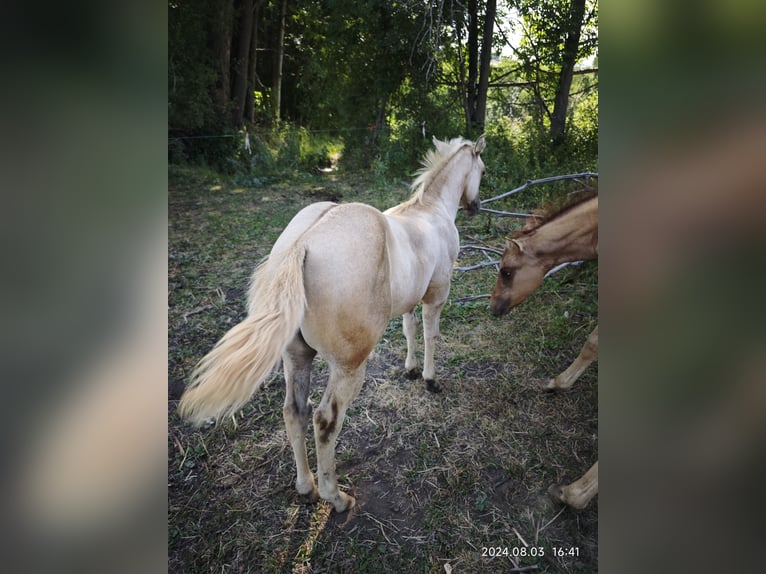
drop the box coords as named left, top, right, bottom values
left=473, top=134, right=486, bottom=155
left=504, top=237, right=523, bottom=253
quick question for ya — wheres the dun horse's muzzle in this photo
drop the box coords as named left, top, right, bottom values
left=489, top=296, right=510, bottom=317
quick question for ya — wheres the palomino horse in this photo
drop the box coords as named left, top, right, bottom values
left=179, top=136, right=486, bottom=513
left=489, top=194, right=598, bottom=509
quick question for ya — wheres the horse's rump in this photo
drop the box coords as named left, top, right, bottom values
left=295, top=203, right=393, bottom=367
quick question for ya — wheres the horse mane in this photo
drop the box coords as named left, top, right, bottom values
left=406, top=136, right=473, bottom=205
left=513, top=191, right=598, bottom=238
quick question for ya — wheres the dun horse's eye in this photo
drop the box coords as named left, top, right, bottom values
left=501, top=268, right=514, bottom=280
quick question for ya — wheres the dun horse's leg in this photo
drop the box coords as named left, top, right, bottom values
left=282, top=333, right=319, bottom=502
left=402, top=309, right=420, bottom=379
left=312, top=365, right=366, bottom=512
left=421, top=284, right=449, bottom=393
left=543, top=326, right=599, bottom=391
left=548, top=461, right=598, bottom=509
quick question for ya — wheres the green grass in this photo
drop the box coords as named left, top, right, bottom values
left=169, top=165, right=598, bottom=573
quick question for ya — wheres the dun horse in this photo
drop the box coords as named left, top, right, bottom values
left=489, top=194, right=598, bottom=509
left=179, top=136, right=486, bottom=513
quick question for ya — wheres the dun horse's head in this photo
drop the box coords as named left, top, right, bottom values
left=489, top=238, right=547, bottom=316
left=461, top=135, right=486, bottom=215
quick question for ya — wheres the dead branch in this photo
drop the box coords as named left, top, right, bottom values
left=455, top=260, right=499, bottom=272
left=454, top=294, right=491, bottom=304
left=481, top=172, right=598, bottom=206
left=183, top=304, right=212, bottom=322
left=544, top=260, right=584, bottom=278
left=479, top=207, right=534, bottom=218
left=459, top=244, right=504, bottom=256
left=454, top=262, right=585, bottom=304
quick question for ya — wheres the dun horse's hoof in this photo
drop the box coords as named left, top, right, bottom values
left=548, top=483, right=566, bottom=504
left=405, top=368, right=421, bottom=380
left=425, top=379, right=443, bottom=393
left=540, top=378, right=559, bottom=392
left=332, top=492, right=356, bottom=513
left=548, top=483, right=587, bottom=509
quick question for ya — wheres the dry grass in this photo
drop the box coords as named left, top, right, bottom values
left=169, top=166, right=598, bottom=573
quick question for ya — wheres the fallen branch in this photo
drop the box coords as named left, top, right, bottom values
left=183, top=304, right=212, bottom=322
left=478, top=207, right=534, bottom=218
left=544, top=260, right=584, bottom=278
left=454, top=262, right=585, bottom=304
left=481, top=172, right=598, bottom=206
left=538, top=506, right=567, bottom=534
left=454, top=294, right=491, bottom=304
left=459, top=244, right=504, bottom=256
left=455, top=261, right=498, bottom=272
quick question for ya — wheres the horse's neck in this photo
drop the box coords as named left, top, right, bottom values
left=531, top=203, right=598, bottom=267
left=423, top=153, right=469, bottom=220
left=389, top=147, right=471, bottom=220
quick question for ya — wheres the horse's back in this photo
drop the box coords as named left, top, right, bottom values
left=271, top=201, right=338, bottom=255
left=300, top=203, right=390, bottom=300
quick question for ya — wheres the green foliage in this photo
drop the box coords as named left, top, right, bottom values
left=168, top=0, right=216, bottom=131
left=169, top=0, right=597, bottom=187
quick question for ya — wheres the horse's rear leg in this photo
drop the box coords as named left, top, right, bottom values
left=282, top=332, right=319, bottom=502
left=548, top=461, right=598, bottom=509
left=312, top=365, right=366, bottom=512
left=402, top=309, right=421, bottom=379
left=422, top=284, right=449, bottom=393
left=543, top=326, right=599, bottom=391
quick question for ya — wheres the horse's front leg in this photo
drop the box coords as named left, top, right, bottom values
left=402, top=309, right=420, bottom=380
left=548, top=461, right=598, bottom=509
left=542, top=326, right=598, bottom=391
left=421, top=284, right=450, bottom=393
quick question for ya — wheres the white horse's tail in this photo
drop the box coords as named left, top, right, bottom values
left=178, top=244, right=307, bottom=426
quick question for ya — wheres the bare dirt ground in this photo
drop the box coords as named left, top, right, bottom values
left=168, top=167, right=598, bottom=573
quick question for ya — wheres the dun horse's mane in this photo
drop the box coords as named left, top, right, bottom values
left=513, top=192, right=597, bottom=239
left=408, top=137, right=473, bottom=205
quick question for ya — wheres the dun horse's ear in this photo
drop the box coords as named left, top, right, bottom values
left=504, top=237, right=523, bottom=254
left=473, top=135, right=486, bottom=154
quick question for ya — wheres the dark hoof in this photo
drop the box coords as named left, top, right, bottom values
left=425, top=379, right=443, bottom=393
left=539, top=381, right=559, bottom=393
left=298, top=489, right=319, bottom=504
left=405, top=368, right=422, bottom=381
left=547, top=483, right=565, bottom=504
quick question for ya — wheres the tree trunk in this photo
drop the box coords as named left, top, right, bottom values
left=452, top=7, right=469, bottom=131
left=245, top=0, right=262, bottom=123
left=371, top=95, right=388, bottom=145
left=273, top=0, right=287, bottom=123
left=231, top=0, right=254, bottom=127
left=550, top=0, right=586, bottom=146
left=474, top=0, right=496, bottom=134
left=465, top=0, right=479, bottom=134
left=209, top=0, right=234, bottom=122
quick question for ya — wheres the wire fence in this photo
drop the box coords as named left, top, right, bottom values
left=168, top=126, right=374, bottom=142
